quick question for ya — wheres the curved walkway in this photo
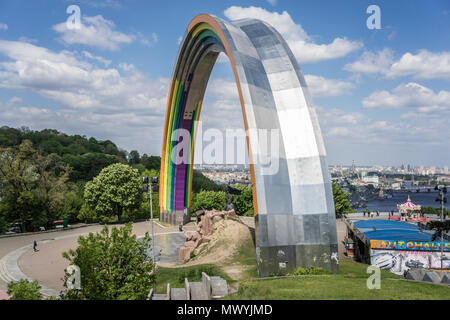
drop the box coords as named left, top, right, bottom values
left=1, top=217, right=349, bottom=298
left=0, top=220, right=197, bottom=297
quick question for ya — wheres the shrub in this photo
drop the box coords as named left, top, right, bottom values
left=7, top=279, right=42, bottom=300
left=287, top=266, right=332, bottom=276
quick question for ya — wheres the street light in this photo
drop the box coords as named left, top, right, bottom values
left=435, top=185, right=447, bottom=270
left=142, top=176, right=159, bottom=290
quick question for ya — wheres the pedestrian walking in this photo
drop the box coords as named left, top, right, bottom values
left=33, top=240, right=38, bottom=252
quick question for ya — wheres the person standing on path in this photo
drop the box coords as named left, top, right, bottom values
left=33, top=240, right=38, bottom=252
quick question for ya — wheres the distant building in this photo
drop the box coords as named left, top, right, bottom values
left=362, top=175, right=379, bottom=186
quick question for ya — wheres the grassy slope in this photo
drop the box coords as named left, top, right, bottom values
left=225, top=259, right=450, bottom=300
left=154, top=223, right=450, bottom=299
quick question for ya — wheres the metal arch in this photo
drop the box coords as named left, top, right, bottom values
left=159, top=14, right=339, bottom=276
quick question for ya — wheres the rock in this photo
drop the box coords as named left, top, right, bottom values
left=178, top=246, right=193, bottom=262
left=184, top=241, right=196, bottom=248
left=178, top=209, right=241, bottom=262
left=197, top=236, right=211, bottom=246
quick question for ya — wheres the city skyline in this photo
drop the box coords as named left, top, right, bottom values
left=0, top=1, right=449, bottom=166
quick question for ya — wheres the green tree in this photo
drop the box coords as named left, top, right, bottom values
left=230, top=184, right=253, bottom=216
left=0, top=213, right=8, bottom=232
left=34, top=153, right=73, bottom=226
left=140, top=154, right=161, bottom=171
left=61, top=224, right=154, bottom=300
left=62, top=191, right=84, bottom=223
left=83, top=163, right=142, bottom=222
left=128, top=150, right=141, bottom=165
left=191, top=190, right=226, bottom=212
left=422, top=206, right=449, bottom=217
left=139, top=169, right=160, bottom=219
left=0, top=140, right=42, bottom=230
left=192, top=170, right=225, bottom=193
left=332, top=183, right=354, bottom=215
left=7, top=279, right=42, bottom=300
left=426, top=220, right=450, bottom=241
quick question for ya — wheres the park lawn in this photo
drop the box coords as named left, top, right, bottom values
left=152, top=223, right=449, bottom=299
left=224, top=259, right=450, bottom=300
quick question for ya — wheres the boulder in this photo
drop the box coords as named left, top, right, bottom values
left=178, top=209, right=240, bottom=262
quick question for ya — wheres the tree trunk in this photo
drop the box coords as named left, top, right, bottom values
left=117, top=206, right=122, bottom=223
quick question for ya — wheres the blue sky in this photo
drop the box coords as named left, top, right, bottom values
left=0, top=0, right=449, bottom=167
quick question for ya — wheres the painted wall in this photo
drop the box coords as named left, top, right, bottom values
left=370, top=249, right=450, bottom=275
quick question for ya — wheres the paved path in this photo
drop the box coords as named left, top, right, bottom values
left=0, top=220, right=198, bottom=295
left=0, top=215, right=373, bottom=297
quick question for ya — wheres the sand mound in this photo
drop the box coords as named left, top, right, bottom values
left=183, top=218, right=252, bottom=266
left=172, top=209, right=252, bottom=266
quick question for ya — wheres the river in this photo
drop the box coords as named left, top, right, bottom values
left=356, top=191, right=449, bottom=212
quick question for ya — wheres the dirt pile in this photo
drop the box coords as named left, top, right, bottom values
left=178, top=209, right=252, bottom=265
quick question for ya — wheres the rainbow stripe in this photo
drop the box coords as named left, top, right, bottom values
left=160, top=23, right=223, bottom=213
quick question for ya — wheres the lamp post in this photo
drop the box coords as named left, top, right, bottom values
left=435, top=185, right=447, bottom=270
left=143, top=176, right=159, bottom=290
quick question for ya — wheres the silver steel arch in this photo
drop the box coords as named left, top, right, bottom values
left=160, top=14, right=338, bottom=276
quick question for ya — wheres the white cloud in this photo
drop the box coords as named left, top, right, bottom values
left=344, top=48, right=394, bottom=74
left=82, top=51, right=111, bottom=66
left=362, top=82, right=450, bottom=113
left=6, top=96, right=23, bottom=106
left=388, top=50, right=450, bottom=79
left=216, top=52, right=229, bottom=63
left=224, top=6, right=362, bottom=63
left=0, top=100, right=165, bottom=154
left=136, top=32, right=158, bottom=46
left=0, top=23, right=7, bottom=31
left=266, top=0, right=277, bottom=5
left=18, top=36, right=38, bottom=43
left=118, top=63, right=136, bottom=72
left=52, top=15, right=135, bottom=51
left=304, top=75, right=354, bottom=97
left=71, top=0, right=122, bottom=9
left=0, top=39, right=170, bottom=154
left=345, top=49, right=450, bottom=79
left=316, top=104, right=449, bottom=158
left=0, top=40, right=169, bottom=114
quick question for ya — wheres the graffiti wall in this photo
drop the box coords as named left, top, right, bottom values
left=371, top=239, right=450, bottom=251
left=370, top=249, right=450, bottom=275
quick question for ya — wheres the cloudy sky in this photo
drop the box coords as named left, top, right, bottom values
left=0, top=0, right=449, bottom=167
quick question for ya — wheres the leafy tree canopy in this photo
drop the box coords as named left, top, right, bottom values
left=230, top=184, right=253, bottom=216
left=332, top=183, right=355, bottom=215
left=61, top=224, right=154, bottom=300
left=83, top=163, right=142, bottom=222
left=191, top=190, right=226, bottom=213
left=7, top=279, right=42, bottom=300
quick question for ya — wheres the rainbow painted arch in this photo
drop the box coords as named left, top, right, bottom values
left=159, top=14, right=338, bottom=275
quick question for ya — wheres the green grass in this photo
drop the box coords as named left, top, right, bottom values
left=227, top=233, right=258, bottom=279
left=224, top=259, right=450, bottom=300
left=154, top=221, right=450, bottom=299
